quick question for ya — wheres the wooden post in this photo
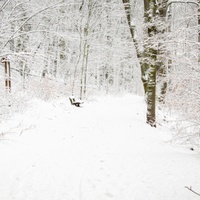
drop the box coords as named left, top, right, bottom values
left=2, top=57, right=11, bottom=92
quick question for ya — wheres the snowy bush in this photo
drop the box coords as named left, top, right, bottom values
left=0, top=89, right=30, bottom=122
left=26, top=77, right=59, bottom=101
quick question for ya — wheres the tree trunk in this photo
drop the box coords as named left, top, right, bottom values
left=122, top=0, right=148, bottom=93
left=122, top=0, right=158, bottom=127
left=83, top=44, right=89, bottom=97
left=198, top=0, right=200, bottom=65
left=79, top=0, right=92, bottom=99
left=145, top=0, right=157, bottom=127
left=146, top=64, right=156, bottom=127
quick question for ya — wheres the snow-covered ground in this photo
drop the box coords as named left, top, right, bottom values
left=0, top=94, right=199, bottom=200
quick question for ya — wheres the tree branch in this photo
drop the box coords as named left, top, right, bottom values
left=1, top=1, right=64, bottom=51
left=167, top=1, right=199, bottom=9
left=0, top=0, right=12, bottom=12
left=185, top=186, right=200, bottom=197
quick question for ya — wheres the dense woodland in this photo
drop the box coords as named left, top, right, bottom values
left=0, top=0, right=199, bottom=145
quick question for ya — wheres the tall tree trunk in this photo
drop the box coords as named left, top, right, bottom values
left=80, top=35, right=88, bottom=99
left=157, top=1, right=168, bottom=103
left=122, top=0, right=148, bottom=93
left=83, top=44, right=89, bottom=97
left=122, top=0, right=158, bottom=127
left=122, top=0, right=135, bottom=39
left=145, top=0, right=157, bottom=127
left=79, top=0, right=92, bottom=99
left=146, top=64, right=156, bottom=127
left=198, top=0, right=200, bottom=65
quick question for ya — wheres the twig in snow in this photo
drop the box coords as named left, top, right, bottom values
left=20, top=125, right=36, bottom=135
left=185, top=186, right=200, bottom=197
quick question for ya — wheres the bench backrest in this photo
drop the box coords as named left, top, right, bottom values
left=69, top=97, right=76, bottom=105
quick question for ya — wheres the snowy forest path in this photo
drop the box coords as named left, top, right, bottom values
left=0, top=95, right=200, bottom=200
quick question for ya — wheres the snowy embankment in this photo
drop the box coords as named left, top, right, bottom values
left=0, top=95, right=200, bottom=200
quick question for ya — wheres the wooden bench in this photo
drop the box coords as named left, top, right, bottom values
left=69, top=96, right=83, bottom=107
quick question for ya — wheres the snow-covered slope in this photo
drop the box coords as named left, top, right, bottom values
left=0, top=95, right=199, bottom=200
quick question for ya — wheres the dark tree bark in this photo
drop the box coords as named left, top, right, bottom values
left=144, top=0, right=158, bottom=127
left=122, top=0, right=158, bottom=127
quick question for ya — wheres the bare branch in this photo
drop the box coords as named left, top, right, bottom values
left=0, top=1, right=65, bottom=51
left=185, top=186, right=200, bottom=197
left=167, top=1, right=199, bottom=9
